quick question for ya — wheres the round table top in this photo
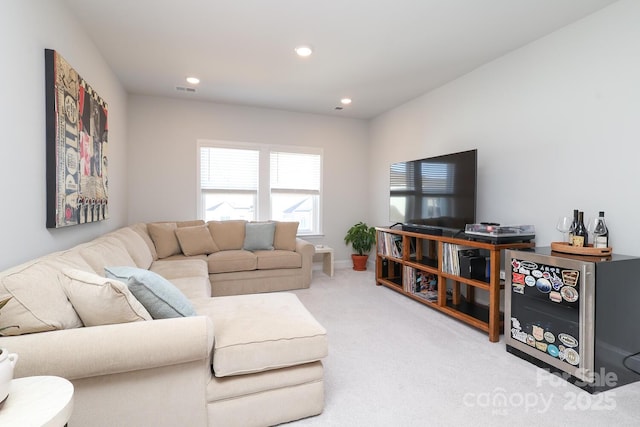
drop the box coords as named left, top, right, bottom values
left=0, top=376, right=74, bottom=427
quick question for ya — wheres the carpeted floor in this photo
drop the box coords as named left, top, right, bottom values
left=287, top=268, right=640, bottom=427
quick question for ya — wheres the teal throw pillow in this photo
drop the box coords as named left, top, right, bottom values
left=243, top=222, right=276, bottom=251
left=104, top=266, right=196, bottom=319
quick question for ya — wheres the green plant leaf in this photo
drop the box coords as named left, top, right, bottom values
left=344, top=222, right=376, bottom=255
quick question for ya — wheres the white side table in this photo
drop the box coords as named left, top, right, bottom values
left=315, top=245, right=334, bottom=277
left=0, top=376, right=74, bottom=426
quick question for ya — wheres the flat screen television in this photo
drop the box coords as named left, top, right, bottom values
left=389, top=149, right=477, bottom=233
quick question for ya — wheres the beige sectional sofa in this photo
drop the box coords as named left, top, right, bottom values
left=0, top=221, right=327, bottom=427
left=142, top=219, right=315, bottom=296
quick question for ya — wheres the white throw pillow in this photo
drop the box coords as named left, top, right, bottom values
left=0, top=261, right=83, bottom=335
left=62, top=269, right=152, bottom=326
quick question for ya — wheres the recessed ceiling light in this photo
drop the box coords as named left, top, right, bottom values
left=186, top=76, right=200, bottom=85
left=294, top=46, right=313, bottom=57
left=340, top=98, right=352, bottom=105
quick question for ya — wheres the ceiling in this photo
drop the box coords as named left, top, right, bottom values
left=63, top=0, right=617, bottom=119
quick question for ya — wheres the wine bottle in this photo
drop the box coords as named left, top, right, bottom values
left=593, top=211, right=609, bottom=248
left=572, top=211, right=588, bottom=247
left=568, top=209, right=578, bottom=246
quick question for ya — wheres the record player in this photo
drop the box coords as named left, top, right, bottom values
left=464, top=223, right=535, bottom=244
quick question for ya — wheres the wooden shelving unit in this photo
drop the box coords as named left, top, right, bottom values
left=375, top=227, right=535, bottom=342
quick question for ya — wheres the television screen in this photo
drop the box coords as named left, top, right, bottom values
left=389, top=149, right=477, bottom=231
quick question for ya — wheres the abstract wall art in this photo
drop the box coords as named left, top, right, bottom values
left=45, top=49, right=109, bottom=228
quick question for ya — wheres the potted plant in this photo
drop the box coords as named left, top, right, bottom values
left=344, top=222, right=376, bottom=271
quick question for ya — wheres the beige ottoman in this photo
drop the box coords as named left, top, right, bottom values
left=194, top=293, right=328, bottom=427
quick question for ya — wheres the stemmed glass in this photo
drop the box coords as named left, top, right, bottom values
left=556, top=216, right=572, bottom=243
left=587, top=217, right=601, bottom=248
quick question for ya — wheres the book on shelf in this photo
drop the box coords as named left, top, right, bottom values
left=378, top=232, right=403, bottom=258
left=442, top=243, right=476, bottom=275
left=404, top=267, right=439, bottom=301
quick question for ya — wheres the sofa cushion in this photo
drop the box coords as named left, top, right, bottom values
left=149, top=259, right=211, bottom=299
left=0, top=259, right=83, bottom=335
left=62, top=269, right=152, bottom=326
left=243, top=222, right=276, bottom=251
left=105, top=227, right=154, bottom=269
left=255, top=250, right=302, bottom=270
left=198, top=293, right=327, bottom=377
left=105, top=266, right=197, bottom=319
left=274, top=221, right=299, bottom=251
left=158, top=253, right=208, bottom=262
left=175, top=225, right=219, bottom=256
left=149, top=258, right=209, bottom=280
left=207, top=220, right=246, bottom=250
left=147, top=222, right=182, bottom=258
left=206, top=361, right=324, bottom=403
left=168, top=277, right=212, bottom=300
left=207, top=250, right=257, bottom=274
left=77, top=237, right=138, bottom=274
left=45, top=249, right=96, bottom=273
left=129, top=222, right=159, bottom=260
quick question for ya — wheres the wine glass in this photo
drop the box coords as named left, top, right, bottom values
left=587, top=217, right=600, bottom=248
left=556, top=216, right=572, bottom=243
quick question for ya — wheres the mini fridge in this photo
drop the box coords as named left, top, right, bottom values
left=505, top=247, right=640, bottom=393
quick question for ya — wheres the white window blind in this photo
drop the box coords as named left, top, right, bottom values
left=270, top=151, right=320, bottom=191
left=200, top=147, right=259, bottom=190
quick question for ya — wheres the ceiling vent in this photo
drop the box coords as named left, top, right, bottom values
left=175, top=86, right=196, bottom=93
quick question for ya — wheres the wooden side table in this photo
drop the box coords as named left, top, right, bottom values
left=315, top=245, right=334, bottom=277
left=0, top=376, right=74, bottom=426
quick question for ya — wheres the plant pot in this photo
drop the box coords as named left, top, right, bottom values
left=351, top=254, right=369, bottom=271
left=0, top=348, right=18, bottom=405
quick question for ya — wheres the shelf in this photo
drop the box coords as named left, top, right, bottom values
left=378, top=279, right=440, bottom=307
left=405, top=259, right=439, bottom=274
left=439, top=271, right=490, bottom=291
left=377, top=277, right=402, bottom=289
left=378, top=254, right=403, bottom=263
left=443, top=297, right=503, bottom=327
left=375, top=227, right=534, bottom=342
left=378, top=280, right=495, bottom=328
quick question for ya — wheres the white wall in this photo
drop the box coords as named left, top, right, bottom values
left=369, top=0, right=640, bottom=256
left=3, top=0, right=636, bottom=272
left=127, top=96, right=369, bottom=264
left=0, top=0, right=128, bottom=270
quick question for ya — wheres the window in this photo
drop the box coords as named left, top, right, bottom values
left=199, top=146, right=259, bottom=221
left=198, top=141, right=322, bottom=235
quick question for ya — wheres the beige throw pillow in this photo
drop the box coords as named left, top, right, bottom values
left=147, top=222, right=181, bottom=258
left=274, top=221, right=299, bottom=251
left=62, top=269, right=152, bottom=326
left=175, top=225, right=219, bottom=256
left=207, top=220, right=247, bottom=250
left=0, top=261, right=83, bottom=336
left=177, top=220, right=205, bottom=228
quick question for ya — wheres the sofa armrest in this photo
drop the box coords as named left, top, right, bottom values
left=0, top=315, right=214, bottom=380
left=295, top=238, right=315, bottom=286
